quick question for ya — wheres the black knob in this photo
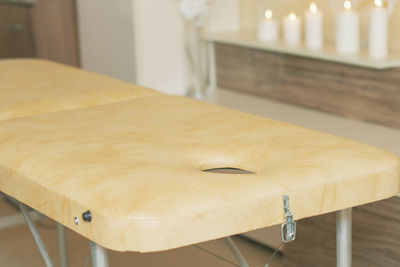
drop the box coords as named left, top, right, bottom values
left=82, top=210, right=92, bottom=222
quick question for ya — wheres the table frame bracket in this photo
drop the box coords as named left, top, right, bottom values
left=281, top=195, right=296, bottom=243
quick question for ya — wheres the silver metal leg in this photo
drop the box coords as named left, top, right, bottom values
left=57, top=223, right=68, bottom=267
left=19, top=203, right=54, bottom=267
left=207, top=41, right=216, bottom=96
left=0, top=210, right=45, bottom=229
left=224, top=237, right=250, bottom=267
left=337, top=208, right=352, bottom=267
left=90, top=241, right=109, bottom=267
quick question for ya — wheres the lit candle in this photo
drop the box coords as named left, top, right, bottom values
left=369, top=0, right=388, bottom=59
left=305, top=2, right=323, bottom=49
left=257, top=9, right=279, bottom=42
left=283, top=12, right=301, bottom=45
left=336, top=0, right=359, bottom=54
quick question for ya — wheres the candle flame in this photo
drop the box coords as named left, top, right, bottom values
left=310, top=2, right=318, bottom=13
left=344, top=0, right=352, bottom=10
left=289, top=12, right=297, bottom=21
left=265, top=9, right=273, bottom=20
left=374, top=0, right=383, bottom=7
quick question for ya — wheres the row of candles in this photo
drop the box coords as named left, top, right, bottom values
left=258, top=0, right=388, bottom=59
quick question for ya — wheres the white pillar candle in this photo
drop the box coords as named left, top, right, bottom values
left=369, top=0, right=388, bottom=59
left=257, top=9, right=279, bottom=42
left=305, top=2, right=323, bottom=49
left=336, top=0, right=359, bottom=54
left=283, top=12, right=301, bottom=45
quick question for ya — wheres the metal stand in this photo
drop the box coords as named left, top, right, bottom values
left=337, top=208, right=352, bottom=267
left=224, top=237, right=250, bottom=267
left=2, top=194, right=68, bottom=266
left=207, top=42, right=216, bottom=97
left=90, top=241, right=109, bottom=267
left=19, top=203, right=54, bottom=267
left=57, top=223, right=68, bottom=267
left=0, top=210, right=45, bottom=230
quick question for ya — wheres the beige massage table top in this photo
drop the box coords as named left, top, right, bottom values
left=0, top=59, right=158, bottom=120
left=0, top=60, right=399, bottom=253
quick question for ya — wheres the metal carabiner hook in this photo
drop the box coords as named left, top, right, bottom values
left=281, top=195, right=296, bottom=243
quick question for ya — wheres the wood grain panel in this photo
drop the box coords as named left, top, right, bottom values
left=215, top=43, right=400, bottom=129
left=283, top=197, right=400, bottom=267
left=31, top=0, right=79, bottom=66
left=0, top=3, right=34, bottom=58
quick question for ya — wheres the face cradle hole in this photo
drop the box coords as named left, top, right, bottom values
left=202, top=167, right=255, bottom=174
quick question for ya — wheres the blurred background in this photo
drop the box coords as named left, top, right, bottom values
left=0, top=0, right=238, bottom=96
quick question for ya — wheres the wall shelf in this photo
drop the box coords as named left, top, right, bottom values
left=204, top=30, right=400, bottom=70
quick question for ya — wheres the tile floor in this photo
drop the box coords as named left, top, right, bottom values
left=0, top=200, right=283, bottom=267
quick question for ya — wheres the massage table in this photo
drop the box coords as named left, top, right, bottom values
left=0, top=59, right=399, bottom=267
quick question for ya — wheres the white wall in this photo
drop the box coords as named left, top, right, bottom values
left=204, top=0, right=240, bottom=33
left=76, top=0, right=136, bottom=83
left=132, top=0, right=240, bottom=95
left=132, top=0, right=186, bottom=95
left=76, top=0, right=240, bottom=94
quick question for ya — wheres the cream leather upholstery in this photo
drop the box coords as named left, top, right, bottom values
left=0, top=59, right=398, bottom=252
left=0, top=59, right=158, bottom=120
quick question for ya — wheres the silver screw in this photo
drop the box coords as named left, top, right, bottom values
left=74, top=216, right=79, bottom=225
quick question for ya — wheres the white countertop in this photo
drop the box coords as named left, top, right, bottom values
left=204, top=30, right=400, bottom=69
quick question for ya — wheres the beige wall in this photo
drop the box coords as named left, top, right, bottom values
left=133, top=0, right=186, bottom=95
left=204, top=0, right=241, bottom=33
left=77, top=0, right=136, bottom=83
left=240, top=0, right=400, bottom=52
left=77, top=0, right=240, bottom=95
left=133, top=0, right=240, bottom=95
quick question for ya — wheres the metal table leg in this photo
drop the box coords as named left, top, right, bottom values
left=57, top=223, right=68, bottom=267
left=0, top=210, right=45, bottom=229
left=90, top=241, right=109, bottom=267
left=337, top=208, right=352, bottom=267
left=19, top=203, right=54, bottom=267
left=224, top=237, right=250, bottom=267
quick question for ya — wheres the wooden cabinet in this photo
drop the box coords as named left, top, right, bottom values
left=0, top=0, right=79, bottom=66
left=215, top=43, right=400, bottom=130
left=30, top=0, right=79, bottom=66
left=0, top=3, right=34, bottom=58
